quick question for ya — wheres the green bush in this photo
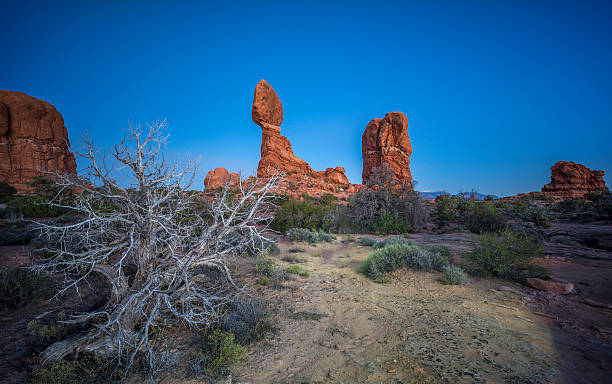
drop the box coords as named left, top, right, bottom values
left=347, top=188, right=428, bottom=234
left=194, top=328, right=247, bottom=374
left=442, top=265, right=467, bottom=285
left=255, top=255, right=275, bottom=277
left=0, top=182, right=16, bottom=203
left=373, top=237, right=413, bottom=249
left=287, top=228, right=335, bottom=244
left=361, top=243, right=451, bottom=280
left=286, top=264, right=310, bottom=277
left=426, top=245, right=451, bottom=271
left=464, top=231, right=548, bottom=282
left=360, top=244, right=409, bottom=279
left=9, top=196, right=59, bottom=218
left=464, top=203, right=507, bottom=234
left=435, top=194, right=462, bottom=222
left=33, top=355, right=124, bottom=384
left=0, top=267, right=51, bottom=312
left=272, top=195, right=337, bottom=233
left=553, top=191, right=612, bottom=222
left=359, top=237, right=377, bottom=246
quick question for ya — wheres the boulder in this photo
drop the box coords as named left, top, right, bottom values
left=252, top=79, right=283, bottom=127
left=527, top=277, right=574, bottom=295
left=204, top=167, right=240, bottom=190
left=0, top=91, right=77, bottom=193
left=362, top=112, right=412, bottom=185
left=541, top=161, right=608, bottom=199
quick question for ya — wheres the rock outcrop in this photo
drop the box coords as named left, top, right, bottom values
left=204, top=167, right=240, bottom=190
left=0, top=91, right=77, bottom=193
left=252, top=80, right=352, bottom=197
left=541, top=161, right=608, bottom=199
left=362, top=112, right=412, bottom=186
left=527, top=277, right=574, bottom=295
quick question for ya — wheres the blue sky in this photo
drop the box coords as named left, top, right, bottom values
left=2, top=0, right=611, bottom=196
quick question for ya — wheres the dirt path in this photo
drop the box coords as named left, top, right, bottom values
left=233, top=235, right=611, bottom=384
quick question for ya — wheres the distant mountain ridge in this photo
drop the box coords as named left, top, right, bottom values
left=418, top=191, right=499, bottom=201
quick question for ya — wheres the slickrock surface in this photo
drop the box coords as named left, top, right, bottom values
left=362, top=112, right=412, bottom=185
left=0, top=91, right=77, bottom=193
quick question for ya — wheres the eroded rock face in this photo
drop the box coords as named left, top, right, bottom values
left=204, top=167, right=240, bottom=190
left=362, top=112, right=412, bottom=185
left=0, top=91, right=77, bottom=193
left=252, top=80, right=352, bottom=197
left=527, top=278, right=574, bottom=295
left=541, top=161, right=608, bottom=199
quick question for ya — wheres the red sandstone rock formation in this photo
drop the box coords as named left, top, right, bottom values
left=527, top=277, right=574, bottom=295
left=251, top=80, right=352, bottom=197
left=362, top=112, right=412, bottom=186
left=204, top=167, right=240, bottom=190
left=541, top=161, right=608, bottom=199
left=0, top=91, right=77, bottom=193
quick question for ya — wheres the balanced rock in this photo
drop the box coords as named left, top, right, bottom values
left=204, top=167, right=240, bottom=190
left=252, top=79, right=283, bottom=127
left=541, top=161, right=608, bottom=199
left=251, top=80, right=351, bottom=195
left=362, top=112, right=412, bottom=185
left=0, top=91, right=77, bottom=193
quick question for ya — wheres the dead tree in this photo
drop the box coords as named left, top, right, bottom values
left=32, top=120, right=279, bottom=375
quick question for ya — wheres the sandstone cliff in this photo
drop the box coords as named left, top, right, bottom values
left=0, top=91, right=77, bottom=193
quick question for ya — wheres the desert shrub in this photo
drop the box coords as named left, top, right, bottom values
left=262, top=240, right=280, bottom=256
left=435, top=195, right=462, bottom=222
left=255, top=255, right=276, bottom=277
left=554, top=191, right=612, bottom=222
left=360, top=244, right=409, bottom=279
left=193, top=328, right=246, bottom=375
left=224, top=301, right=274, bottom=345
left=0, top=267, right=51, bottom=312
left=426, top=245, right=451, bottom=271
left=287, top=228, right=335, bottom=244
left=442, top=265, right=467, bottom=285
left=361, top=243, right=451, bottom=280
left=0, top=222, right=33, bottom=245
left=359, top=237, right=376, bottom=246
left=272, top=195, right=337, bottom=233
left=373, top=237, right=413, bottom=249
left=372, top=211, right=411, bottom=234
left=286, top=264, right=310, bottom=277
left=374, top=276, right=392, bottom=284
left=8, top=196, right=59, bottom=218
left=33, top=354, right=124, bottom=384
left=464, top=231, right=548, bottom=282
left=0, top=182, right=16, bottom=203
left=28, top=317, right=75, bottom=341
left=463, top=203, right=507, bottom=234
left=346, top=234, right=355, bottom=242
left=347, top=189, right=428, bottom=234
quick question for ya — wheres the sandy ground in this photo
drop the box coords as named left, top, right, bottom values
left=2, top=227, right=611, bottom=384
left=229, top=234, right=612, bottom=384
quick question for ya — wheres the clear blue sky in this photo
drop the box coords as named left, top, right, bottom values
left=2, top=0, right=611, bottom=196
